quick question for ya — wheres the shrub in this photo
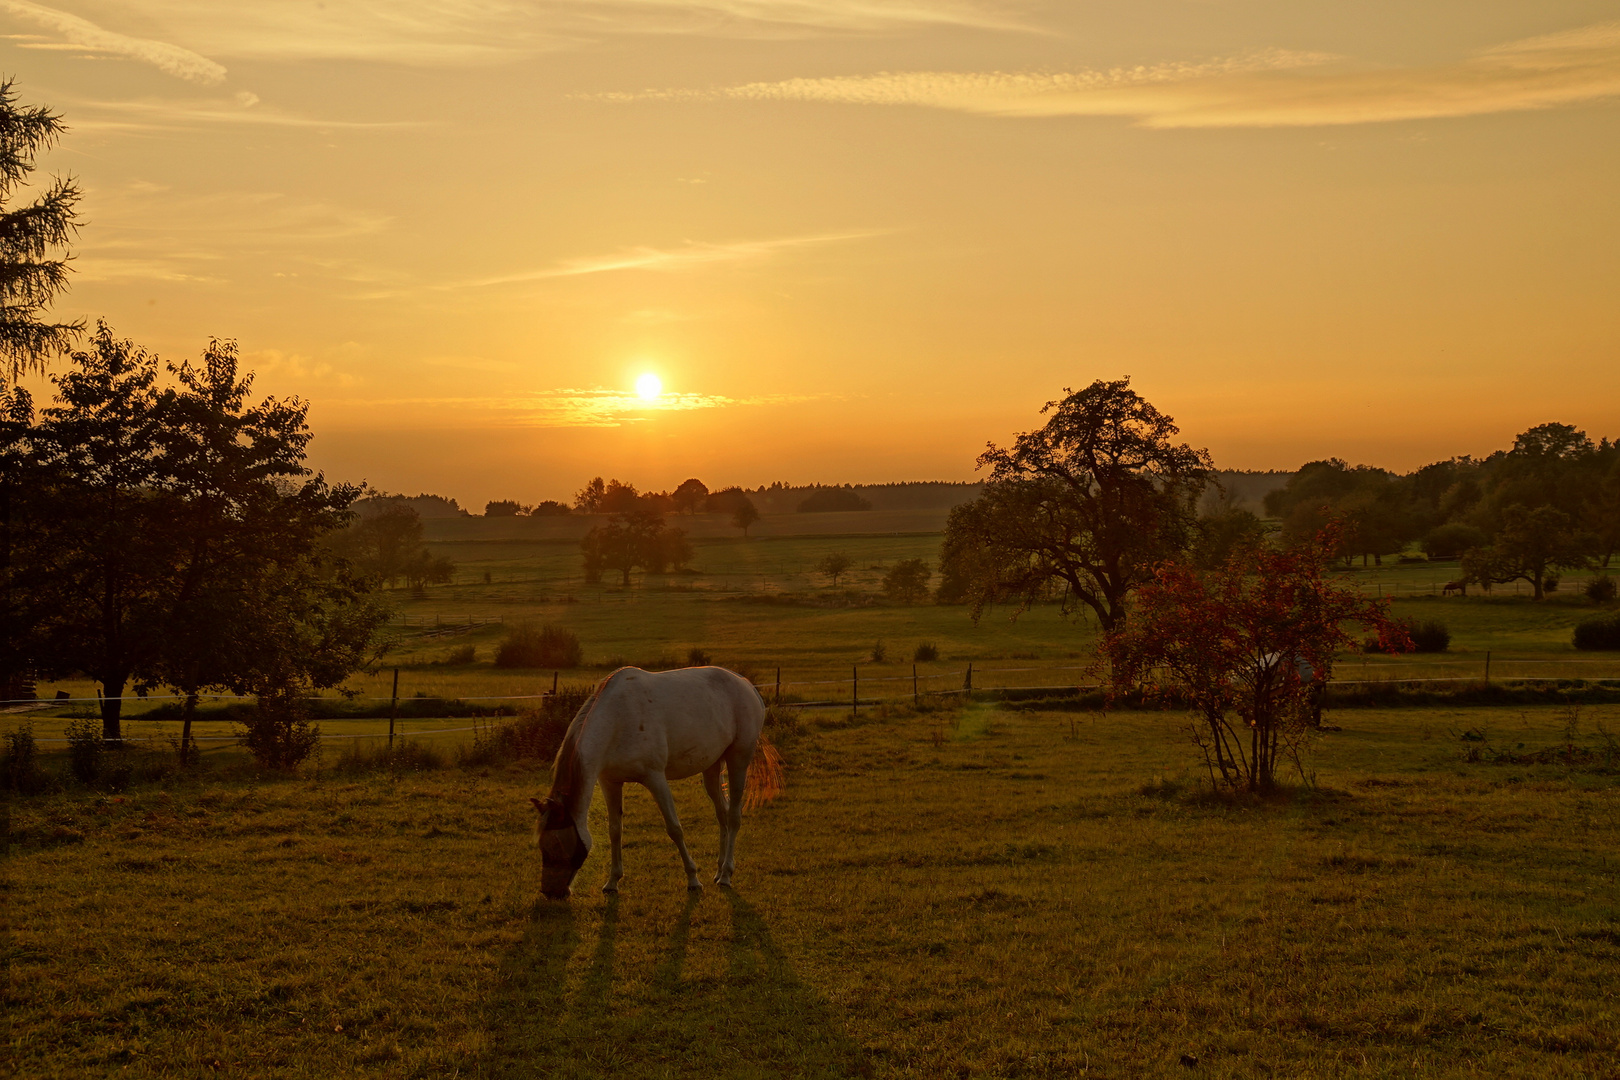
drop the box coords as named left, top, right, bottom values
left=1573, top=613, right=1620, bottom=651
left=239, top=686, right=322, bottom=771
left=882, top=558, right=932, bottom=603
left=869, top=640, right=887, bottom=663
left=1408, top=620, right=1451, bottom=653
left=913, top=642, right=939, bottom=663
left=495, top=623, right=583, bottom=669
left=65, top=719, right=103, bottom=784
left=443, top=644, right=476, bottom=665
left=455, top=685, right=592, bottom=767
left=1586, top=575, right=1616, bottom=603
left=2, top=726, right=52, bottom=795
left=686, top=647, right=711, bottom=667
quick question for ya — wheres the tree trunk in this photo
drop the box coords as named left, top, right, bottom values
left=179, top=690, right=198, bottom=765
left=100, top=673, right=125, bottom=741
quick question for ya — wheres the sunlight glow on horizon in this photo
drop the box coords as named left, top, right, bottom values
left=635, top=372, right=663, bottom=401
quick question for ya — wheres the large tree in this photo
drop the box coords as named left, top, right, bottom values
left=0, top=78, right=81, bottom=380
left=1461, top=504, right=1590, bottom=600
left=939, top=378, right=1212, bottom=631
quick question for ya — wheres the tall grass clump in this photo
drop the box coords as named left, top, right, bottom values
left=495, top=623, right=583, bottom=669
left=64, top=719, right=104, bottom=784
left=1572, top=613, right=1620, bottom=651
left=2, top=726, right=53, bottom=794
left=455, top=684, right=594, bottom=768
left=333, top=738, right=446, bottom=776
left=1408, top=620, right=1451, bottom=653
left=913, top=642, right=939, bottom=662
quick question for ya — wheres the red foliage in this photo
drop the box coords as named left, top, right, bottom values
left=1104, top=528, right=1411, bottom=792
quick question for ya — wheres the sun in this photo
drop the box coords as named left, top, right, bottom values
left=635, top=372, right=663, bottom=400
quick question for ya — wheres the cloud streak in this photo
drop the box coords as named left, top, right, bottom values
left=356, top=388, right=820, bottom=427
left=84, top=0, right=1024, bottom=66
left=1, top=0, right=226, bottom=83
left=439, top=230, right=884, bottom=289
left=600, top=22, right=1620, bottom=127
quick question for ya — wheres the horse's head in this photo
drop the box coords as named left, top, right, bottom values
left=530, top=796, right=589, bottom=899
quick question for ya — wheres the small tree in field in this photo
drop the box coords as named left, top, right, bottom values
left=1105, top=531, right=1409, bottom=793
left=815, top=551, right=853, bottom=587
left=731, top=498, right=760, bottom=537
left=883, top=558, right=932, bottom=603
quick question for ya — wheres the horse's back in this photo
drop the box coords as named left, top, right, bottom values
left=593, top=666, right=763, bottom=781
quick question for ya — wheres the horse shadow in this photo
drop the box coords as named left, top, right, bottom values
left=481, top=890, right=863, bottom=1078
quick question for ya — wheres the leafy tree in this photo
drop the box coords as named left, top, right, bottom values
left=815, top=551, right=853, bottom=587
left=574, top=476, right=606, bottom=512
left=1105, top=531, right=1408, bottom=793
left=939, top=378, right=1212, bottom=632
left=1586, top=457, right=1620, bottom=567
left=672, top=478, right=709, bottom=514
left=27, top=325, right=173, bottom=739
left=580, top=509, right=688, bottom=585
left=1461, top=504, right=1590, bottom=600
left=325, top=501, right=451, bottom=589
left=484, top=499, right=531, bottom=517
left=1191, top=506, right=1267, bottom=570
left=882, top=558, right=932, bottom=603
left=731, top=498, right=760, bottom=537
left=1422, top=522, right=1488, bottom=560
left=1, top=79, right=82, bottom=380
left=145, top=337, right=385, bottom=761
left=531, top=499, right=571, bottom=516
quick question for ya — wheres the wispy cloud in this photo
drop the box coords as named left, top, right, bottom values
left=0, top=0, right=226, bottom=83
left=436, top=230, right=885, bottom=290
left=599, top=22, right=1620, bottom=127
left=81, top=0, right=1024, bottom=67
left=355, top=387, right=820, bottom=427
left=67, top=94, right=418, bottom=133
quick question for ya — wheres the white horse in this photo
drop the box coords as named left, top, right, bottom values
left=529, top=666, right=781, bottom=899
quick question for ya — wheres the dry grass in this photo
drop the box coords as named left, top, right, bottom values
left=5, top=702, right=1618, bottom=1078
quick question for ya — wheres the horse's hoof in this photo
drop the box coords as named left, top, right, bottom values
left=687, top=883, right=703, bottom=892
left=602, top=882, right=619, bottom=894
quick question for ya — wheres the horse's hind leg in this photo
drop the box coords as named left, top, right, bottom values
left=643, top=773, right=703, bottom=891
left=602, top=779, right=625, bottom=893
left=715, top=750, right=748, bottom=887
left=702, top=763, right=730, bottom=885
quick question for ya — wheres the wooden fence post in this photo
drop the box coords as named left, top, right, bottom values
left=913, top=664, right=919, bottom=706
left=775, top=667, right=781, bottom=705
left=1484, top=651, right=1491, bottom=684
left=389, top=667, right=399, bottom=750
left=852, top=665, right=858, bottom=717
left=552, top=671, right=559, bottom=695
left=965, top=662, right=973, bottom=700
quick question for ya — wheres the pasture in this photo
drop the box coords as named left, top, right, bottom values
left=7, top=699, right=1618, bottom=1078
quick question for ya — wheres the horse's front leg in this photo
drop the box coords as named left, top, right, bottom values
left=643, top=773, right=702, bottom=891
left=602, top=779, right=625, bottom=893
left=702, top=763, right=730, bottom=886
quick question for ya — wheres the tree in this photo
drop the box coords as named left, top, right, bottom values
left=27, top=325, right=173, bottom=739
left=1, top=79, right=82, bottom=381
left=531, top=499, right=571, bottom=516
left=324, top=501, right=451, bottom=589
left=939, top=378, right=1212, bottom=632
left=146, top=337, right=385, bottom=762
left=815, top=551, right=853, bottom=587
left=485, top=499, right=531, bottom=517
left=580, top=509, right=688, bottom=585
left=1586, top=457, right=1620, bottom=568
left=1190, top=506, right=1267, bottom=570
left=574, top=476, right=606, bottom=513
left=882, top=558, right=932, bottom=603
left=1105, top=531, right=1409, bottom=793
left=672, top=478, right=709, bottom=514
left=731, top=498, right=760, bottom=537
left=1461, top=504, right=1590, bottom=600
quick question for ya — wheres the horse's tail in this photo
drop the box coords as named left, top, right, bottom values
left=744, top=735, right=784, bottom=810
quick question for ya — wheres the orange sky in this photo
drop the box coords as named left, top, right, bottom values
left=7, top=2, right=1618, bottom=507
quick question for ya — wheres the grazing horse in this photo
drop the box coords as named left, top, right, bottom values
left=530, top=666, right=782, bottom=899
left=1442, top=580, right=1467, bottom=597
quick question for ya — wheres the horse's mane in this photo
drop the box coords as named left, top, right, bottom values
left=547, top=671, right=619, bottom=815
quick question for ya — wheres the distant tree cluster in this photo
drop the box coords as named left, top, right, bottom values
left=1264, top=423, right=1619, bottom=597
left=323, top=500, right=454, bottom=592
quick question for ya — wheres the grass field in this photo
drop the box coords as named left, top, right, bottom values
left=7, top=699, right=1618, bottom=1078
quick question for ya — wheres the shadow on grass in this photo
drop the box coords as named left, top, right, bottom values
left=481, top=890, right=864, bottom=1079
